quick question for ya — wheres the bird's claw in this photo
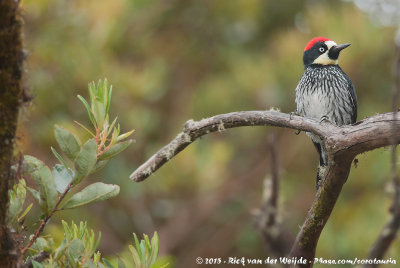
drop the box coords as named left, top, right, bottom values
left=320, top=115, right=331, bottom=124
left=289, top=111, right=300, bottom=120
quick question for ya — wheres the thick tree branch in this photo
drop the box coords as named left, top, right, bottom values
left=130, top=110, right=333, bottom=182
left=129, top=110, right=400, bottom=267
left=130, top=111, right=400, bottom=182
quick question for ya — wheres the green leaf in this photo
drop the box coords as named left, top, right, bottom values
left=22, top=155, right=44, bottom=174
left=31, top=165, right=58, bottom=214
left=53, top=164, right=73, bottom=193
left=74, top=120, right=95, bottom=137
left=67, top=238, right=85, bottom=260
left=8, top=179, right=26, bottom=225
left=133, top=233, right=140, bottom=255
left=18, top=203, right=33, bottom=222
left=129, top=244, right=142, bottom=267
left=78, top=94, right=96, bottom=127
left=31, top=260, right=45, bottom=268
left=98, top=140, right=133, bottom=161
left=54, top=125, right=81, bottom=161
left=51, top=147, right=70, bottom=173
left=62, top=182, right=120, bottom=210
left=73, top=139, right=97, bottom=184
left=149, top=232, right=159, bottom=266
left=102, top=258, right=115, bottom=268
left=117, top=129, right=135, bottom=142
left=93, top=101, right=106, bottom=129
left=106, top=85, right=112, bottom=115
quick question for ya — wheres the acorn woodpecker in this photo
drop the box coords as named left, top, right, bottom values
left=295, top=37, right=357, bottom=189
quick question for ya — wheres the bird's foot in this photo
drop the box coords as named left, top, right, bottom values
left=319, top=115, right=331, bottom=124
left=289, top=111, right=300, bottom=120
left=290, top=111, right=301, bottom=135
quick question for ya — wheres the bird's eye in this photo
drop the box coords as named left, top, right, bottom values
left=319, top=47, right=325, bottom=53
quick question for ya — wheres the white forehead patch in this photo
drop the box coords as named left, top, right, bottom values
left=324, top=40, right=337, bottom=49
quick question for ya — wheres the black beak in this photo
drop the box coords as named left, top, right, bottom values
left=328, top=43, right=350, bottom=60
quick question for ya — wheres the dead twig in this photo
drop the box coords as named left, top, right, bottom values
left=254, top=133, right=293, bottom=257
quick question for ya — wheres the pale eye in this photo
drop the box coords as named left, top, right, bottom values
left=319, top=47, right=325, bottom=53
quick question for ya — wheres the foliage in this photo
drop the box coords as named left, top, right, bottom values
left=128, top=232, right=163, bottom=268
left=20, top=0, right=400, bottom=266
left=26, top=221, right=163, bottom=268
left=6, top=80, right=165, bottom=267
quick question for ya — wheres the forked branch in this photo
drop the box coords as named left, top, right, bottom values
left=129, top=110, right=400, bottom=267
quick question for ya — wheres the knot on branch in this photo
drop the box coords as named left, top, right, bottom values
left=183, top=119, right=195, bottom=133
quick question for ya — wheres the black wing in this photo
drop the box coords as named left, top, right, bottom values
left=347, top=80, right=357, bottom=123
left=339, top=66, right=358, bottom=123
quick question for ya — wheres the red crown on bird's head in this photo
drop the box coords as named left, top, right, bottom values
left=304, top=37, right=331, bottom=51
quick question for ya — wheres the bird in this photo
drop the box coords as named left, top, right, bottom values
left=295, top=37, right=357, bottom=189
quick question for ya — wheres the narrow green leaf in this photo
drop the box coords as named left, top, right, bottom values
left=78, top=95, right=96, bottom=127
left=102, top=258, right=114, bottom=268
left=51, top=147, right=72, bottom=175
left=143, top=234, right=151, bottom=266
left=53, top=164, right=73, bottom=193
left=106, top=85, right=112, bottom=115
left=117, top=129, right=135, bottom=142
left=98, top=140, right=133, bottom=161
left=54, top=125, right=81, bottom=161
left=107, top=116, right=118, bottom=137
left=94, top=231, right=101, bottom=253
left=93, top=101, right=106, bottom=129
left=149, top=232, right=159, bottom=266
left=129, top=245, right=142, bottom=267
left=62, top=182, right=120, bottom=210
left=62, top=220, right=72, bottom=242
left=133, top=233, right=140, bottom=255
left=18, top=203, right=33, bottom=222
left=144, top=234, right=151, bottom=250
left=74, top=120, right=95, bottom=137
left=139, top=240, right=146, bottom=263
left=8, top=179, right=26, bottom=225
left=73, top=139, right=97, bottom=184
left=32, top=165, right=58, bottom=214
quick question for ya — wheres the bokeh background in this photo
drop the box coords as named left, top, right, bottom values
left=19, top=0, right=400, bottom=267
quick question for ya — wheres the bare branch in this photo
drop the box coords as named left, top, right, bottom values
left=254, top=133, right=293, bottom=256
left=130, top=111, right=331, bottom=182
left=129, top=110, right=400, bottom=267
left=19, top=182, right=74, bottom=259
left=22, top=251, right=49, bottom=268
left=130, top=111, right=400, bottom=182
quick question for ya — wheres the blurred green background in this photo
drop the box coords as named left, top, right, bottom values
left=19, top=0, right=400, bottom=267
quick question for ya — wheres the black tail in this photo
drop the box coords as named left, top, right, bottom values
left=313, top=141, right=327, bottom=190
